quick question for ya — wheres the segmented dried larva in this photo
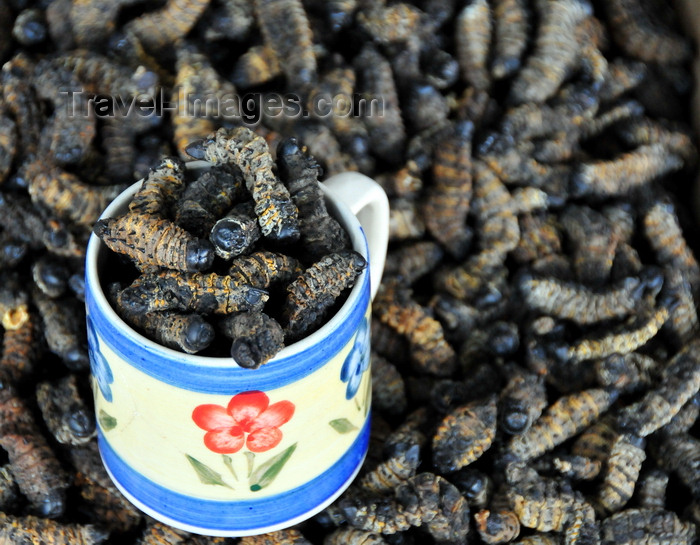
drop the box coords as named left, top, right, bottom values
left=254, top=0, right=317, bottom=89
left=617, top=339, right=700, bottom=437
left=509, top=0, right=592, bottom=104
left=508, top=388, right=618, bottom=462
left=603, top=0, right=692, bottom=64
left=455, top=0, right=492, bottom=91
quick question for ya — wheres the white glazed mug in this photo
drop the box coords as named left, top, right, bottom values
left=84, top=161, right=389, bottom=536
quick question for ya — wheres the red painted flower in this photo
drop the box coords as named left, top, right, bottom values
left=192, top=391, right=295, bottom=454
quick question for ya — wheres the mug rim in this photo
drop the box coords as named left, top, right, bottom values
left=85, top=160, right=370, bottom=370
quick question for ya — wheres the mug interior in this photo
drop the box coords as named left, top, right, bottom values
left=85, top=161, right=370, bottom=371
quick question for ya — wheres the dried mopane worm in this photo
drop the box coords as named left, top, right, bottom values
left=50, top=50, right=158, bottom=98
left=228, top=251, right=303, bottom=290
left=383, top=241, right=444, bottom=286
left=239, top=528, right=313, bottom=545
left=117, top=270, right=269, bottom=315
left=209, top=201, right=261, bottom=260
left=490, top=0, right=529, bottom=80
left=373, top=278, right=456, bottom=376
left=595, top=433, right=646, bottom=516
left=276, top=137, right=350, bottom=259
left=455, top=0, right=492, bottom=91
left=74, top=470, right=142, bottom=534
left=432, top=395, right=497, bottom=473
left=115, top=307, right=215, bottom=355
left=32, top=255, right=71, bottom=299
left=36, top=374, right=96, bottom=446
left=122, top=0, right=210, bottom=55
left=499, top=370, right=547, bottom=435
left=474, top=508, right=521, bottom=544
left=306, top=66, right=369, bottom=166
left=452, top=468, right=493, bottom=509
left=94, top=156, right=214, bottom=271
left=171, top=46, right=216, bottom=160
left=129, top=156, right=187, bottom=215
left=220, top=311, right=284, bottom=368
left=509, top=0, right=592, bottom=104
left=1, top=53, right=42, bottom=159
left=174, top=164, right=245, bottom=238
left=358, top=442, right=420, bottom=495
left=507, top=466, right=596, bottom=538
left=422, top=120, right=474, bottom=260
left=643, top=201, right=700, bottom=296
left=94, top=213, right=215, bottom=272
left=616, top=339, right=700, bottom=437
left=507, top=388, right=618, bottom=462
left=22, top=160, right=123, bottom=228
left=283, top=250, right=366, bottom=341
left=0, top=272, right=29, bottom=331
left=370, top=352, right=407, bottom=416
left=570, top=144, right=684, bottom=198
left=232, top=45, right=281, bottom=88
left=95, top=115, right=136, bottom=184
left=555, top=298, right=672, bottom=364
left=0, top=512, right=108, bottom=545
left=603, top=0, right=692, bottom=64
left=32, top=59, right=95, bottom=166
left=186, top=126, right=300, bottom=241
left=600, top=508, right=697, bottom=545
left=253, top=0, right=316, bottom=89
left=652, top=432, right=700, bottom=500
left=636, top=468, right=669, bottom=509
left=396, top=472, right=471, bottom=543
left=517, top=268, right=663, bottom=325
left=323, top=527, right=387, bottom=545
left=33, top=292, right=89, bottom=371
left=0, top=305, right=41, bottom=384
left=354, top=45, right=405, bottom=166
left=0, top=384, right=70, bottom=518
left=12, top=8, right=47, bottom=47
left=340, top=472, right=470, bottom=539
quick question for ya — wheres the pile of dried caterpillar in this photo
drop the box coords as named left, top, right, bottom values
left=0, top=0, right=698, bottom=542
left=95, top=133, right=365, bottom=367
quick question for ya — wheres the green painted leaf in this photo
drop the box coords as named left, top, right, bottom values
left=329, top=418, right=358, bottom=434
left=98, top=409, right=117, bottom=431
left=222, top=455, right=238, bottom=481
left=249, top=443, right=297, bottom=492
left=244, top=451, right=255, bottom=477
left=185, top=455, right=232, bottom=489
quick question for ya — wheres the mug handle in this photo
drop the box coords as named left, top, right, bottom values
left=323, top=172, right=389, bottom=300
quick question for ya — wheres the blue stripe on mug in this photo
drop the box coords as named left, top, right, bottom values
left=85, top=267, right=370, bottom=394
left=98, top=415, right=371, bottom=533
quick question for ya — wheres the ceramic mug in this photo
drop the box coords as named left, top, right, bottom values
left=84, top=161, right=389, bottom=536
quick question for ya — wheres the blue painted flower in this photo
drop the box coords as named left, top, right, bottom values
left=87, top=316, right=114, bottom=403
left=340, top=317, right=370, bottom=400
